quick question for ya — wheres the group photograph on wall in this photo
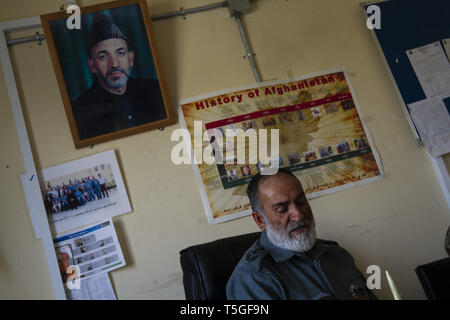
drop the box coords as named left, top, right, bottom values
left=40, top=0, right=175, bottom=148
left=38, top=150, right=131, bottom=234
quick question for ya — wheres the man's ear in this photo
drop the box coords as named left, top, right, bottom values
left=252, top=210, right=266, bottom=231
left=88, top=58, right=97, bottom=74
left=129, top=50, right=135, bottom=68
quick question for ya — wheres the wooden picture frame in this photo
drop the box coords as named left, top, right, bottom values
left=41, top=0, right=175, bottom=148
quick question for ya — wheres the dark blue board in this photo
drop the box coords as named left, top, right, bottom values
left=364, top=0, right=450, bottom=106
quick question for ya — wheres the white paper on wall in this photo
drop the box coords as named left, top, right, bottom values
left=408, top=92, right=450, bottom=157
left=406, top=41, right=450, bottom=98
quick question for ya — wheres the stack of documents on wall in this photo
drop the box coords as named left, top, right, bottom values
left=407, top=41, right=450, bottom=157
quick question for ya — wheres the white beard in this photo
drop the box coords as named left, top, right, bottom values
left=265, top=218, right=317, bottom=253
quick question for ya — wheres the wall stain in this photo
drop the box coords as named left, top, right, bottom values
left=345, top=224, right=361, bottom=229
left=131, top=272, right=183, bottom=298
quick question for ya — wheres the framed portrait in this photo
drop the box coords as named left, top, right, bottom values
left=41, top=0, right=175, bottom=148
left=38, top=149, right=131, bottom=234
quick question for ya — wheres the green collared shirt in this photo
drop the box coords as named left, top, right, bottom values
left=226, top=231, right=376, bottom=300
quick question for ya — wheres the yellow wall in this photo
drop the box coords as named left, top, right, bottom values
left=1, top=0, right=449, bottom=299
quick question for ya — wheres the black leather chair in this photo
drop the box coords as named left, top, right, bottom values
left=179, top=232, right=261, bottom=300
left=415, top=257, right=450, bottom=300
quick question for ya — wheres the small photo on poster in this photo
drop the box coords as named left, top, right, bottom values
left=319, top=146, right=334, bottom=158
left=262, top=117, right=277, bottom=127
left=325, top=103, right=339, bottom=114
left=296, top=110, right=306, bottom=120
left=336, top=141, right=351, bottom=154
left=39, top=150, right=131, bottom=234
left=279, top=113, right=293, bottom=124
left=227, top=169, right=238, bottom=181
left=341, top=100, right=355, bottom=110
left=303, top=150, right=318, bottom=162
left=354, top=137, right=368, bottom=149
left=287, top=152, right=301, bottom=165
left=242, top=120, right=257, bottom=131
left=55, top=244, right=74, bottom=283
left=241, top=166, right=252, bottom=177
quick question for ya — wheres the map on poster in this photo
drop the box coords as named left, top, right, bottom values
left=179, top=68, right=383, bottom=224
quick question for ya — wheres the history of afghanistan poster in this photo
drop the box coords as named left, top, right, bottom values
left=179, top=68, right=383, bottom=224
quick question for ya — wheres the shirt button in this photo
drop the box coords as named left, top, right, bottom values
left=128, top=115, right=132, bottom=119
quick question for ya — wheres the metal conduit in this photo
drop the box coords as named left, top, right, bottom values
left=233, top=11, right=261, bottom=82
left=6, top=1, right=262, bottom=82
left=6, top=1, right=228, bottom=46
left=7, top=32, right=46, bottom=46
left=151, top=1, right=227, bottom=20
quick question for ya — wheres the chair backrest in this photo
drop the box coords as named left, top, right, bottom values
left=415, top=257, right=450, bottom=300
left=179, top=232, right=261, bottom=300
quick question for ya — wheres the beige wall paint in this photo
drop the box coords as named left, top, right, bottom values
left=0, top=0, right=449, bottom=300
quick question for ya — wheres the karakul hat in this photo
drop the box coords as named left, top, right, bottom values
left=87, top=14, right=130, bottom=51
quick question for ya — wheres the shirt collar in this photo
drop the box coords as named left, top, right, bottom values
left=260, top=230, right=327, bottom=263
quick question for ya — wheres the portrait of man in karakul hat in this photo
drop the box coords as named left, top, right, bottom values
left=72, top=14, right=167, bottom=140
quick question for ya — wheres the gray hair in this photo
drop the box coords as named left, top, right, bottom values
left=246, top=168, right=298, bottom=214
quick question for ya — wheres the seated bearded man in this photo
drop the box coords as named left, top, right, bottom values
left=226, top=168, right=377, bottom=300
